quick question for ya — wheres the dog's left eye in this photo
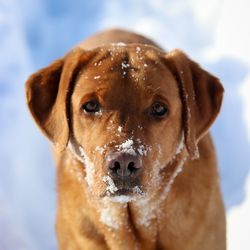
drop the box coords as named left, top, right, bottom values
left=82, top=100, right=101, bottom=114
left=149, top=102, right=168, bottom=118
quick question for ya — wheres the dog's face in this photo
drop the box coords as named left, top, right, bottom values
left=26, top=44, right=223, bottom=200
left=70, top=46, right=183, bottom=198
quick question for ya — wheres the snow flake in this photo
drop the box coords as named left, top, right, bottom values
left=117, top=126, right=123, bottom=132
left=136, top=46, right=141, bottom=53
left=116, top=139, right=136, bottom=155
left=95, top=146, right=106, bottom=155
left=117, top=42, right=126, bottom=46
left=121, top=62, right=130, bottom=69
left=103, top=175, right=118, bottom=194
left=78, top=146, right=96, bottom=187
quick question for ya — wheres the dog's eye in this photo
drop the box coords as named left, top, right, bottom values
left=82, top=100, right=100, bottom=114
left=150, top=102, right=168, bottom=118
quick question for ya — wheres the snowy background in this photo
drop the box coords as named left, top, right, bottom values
left=0, top=0, right=250, bottom=249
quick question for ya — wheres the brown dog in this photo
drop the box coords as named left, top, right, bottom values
left=26, top=29, right=226, bottom=250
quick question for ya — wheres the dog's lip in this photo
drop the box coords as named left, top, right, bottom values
left=112, top=186, right=144, bottom=196
left=100, top=188, right=133, bottom=198
left=113, top=188, right=131, bottom=195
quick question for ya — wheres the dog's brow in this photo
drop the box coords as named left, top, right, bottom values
left=78, top=88, right=107, bottom=103
left=152, top=93, right=169, bottom=103
left=151, top=86, right=161, bottom=93
left=146, top=86, right=162, bottom=95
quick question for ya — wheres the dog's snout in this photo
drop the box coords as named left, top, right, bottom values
left=106, top=152, right=141, bottom=178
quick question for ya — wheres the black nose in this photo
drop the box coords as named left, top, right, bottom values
left=106, top=152, right=141, bottom=178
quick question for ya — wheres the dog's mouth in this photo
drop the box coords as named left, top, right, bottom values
left=114, top=188, right=132, bottom=195
left=103, top=186, right=144, bottom=203
left=100, top=174, right=145, bottom=203
left=100, top=175, right=144, bottom=202
left=113, top=187, right=142, bottom=196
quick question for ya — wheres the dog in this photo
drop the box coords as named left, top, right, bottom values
left=26, top=29, right=226, bottom=250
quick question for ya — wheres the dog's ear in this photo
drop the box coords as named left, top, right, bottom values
left=164, top=49, right=224, bottom=159
left=26, top=48, right=94, bottom=150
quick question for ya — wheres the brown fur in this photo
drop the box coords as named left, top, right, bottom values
left=26, top=29, right=226, bottom=250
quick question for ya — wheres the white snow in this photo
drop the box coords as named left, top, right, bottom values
left=99, top=197, right=128, bottom=229
left=132, top=185, right=143, bottom=194
left=68, top=141, right=84, bottom=163
left=102, top=175, right=118, bottom=194
left=99, top=206, right=120, bottom=229
left=121, top=62, right=130, bottom=69
left=137, top=144, right=152, bottom=156
left=240, top=77, right=250, bottom=140
left=136, top=46, right=141, bottom=52
left=116, top=42, right=126, bottom=46
left=109, top=195, right=136, bottom=203
left=116, top=139, right=136, bottom=156
left=111, top=42, right=126, bottom=47
left=95, top=145, right=106, bottom=155
left=133, top=196, right=156, bottom=227
left=227, top=173, right=250, bottom=250
left=79, top=146, right=96, bottom=187
left=161, top=157, right=187, bottom=201
left=115, top=138, right=152, bottom=156
left=175, top=132, right=185, bottom=155
left=117, top=126, right=123, bottom=133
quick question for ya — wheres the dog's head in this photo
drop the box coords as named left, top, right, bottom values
left=26, top=44, right=223, bottom=200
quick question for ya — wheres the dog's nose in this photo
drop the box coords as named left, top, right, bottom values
left=106, top=152, right=141, bottom=178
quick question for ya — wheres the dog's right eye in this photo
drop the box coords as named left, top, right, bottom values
left=149, top=102, right=168, bottom=118
left=81, top=100, right=101, bottom=114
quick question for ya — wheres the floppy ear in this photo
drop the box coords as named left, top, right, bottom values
left=26, top=48, right=94, bottom=150
left=164, top=49, right=224, bottom=159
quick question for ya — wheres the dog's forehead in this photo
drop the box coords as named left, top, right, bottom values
left=75, top=44, right=178, bottom=99
left=87, top=44, right=165, bottom=78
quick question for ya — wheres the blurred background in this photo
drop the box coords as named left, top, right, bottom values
left=0, top=0, right=250, bottom=249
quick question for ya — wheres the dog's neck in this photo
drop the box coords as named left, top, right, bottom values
left=95, top=153, right=187, bottom=249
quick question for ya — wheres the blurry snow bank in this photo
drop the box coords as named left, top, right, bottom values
left=0, top=203, right=34, bottom=250
left=228, top=173, right=250, bottom=250
left=0, top=1, right=56, bottom=249
left=0, top=0, right=249, bottom=249
left=241, top=77, right=250, bottom=140
left=215, top=1, right=250, bottom=248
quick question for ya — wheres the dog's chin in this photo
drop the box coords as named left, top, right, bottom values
left=102, top=187, right=144, bottom=203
